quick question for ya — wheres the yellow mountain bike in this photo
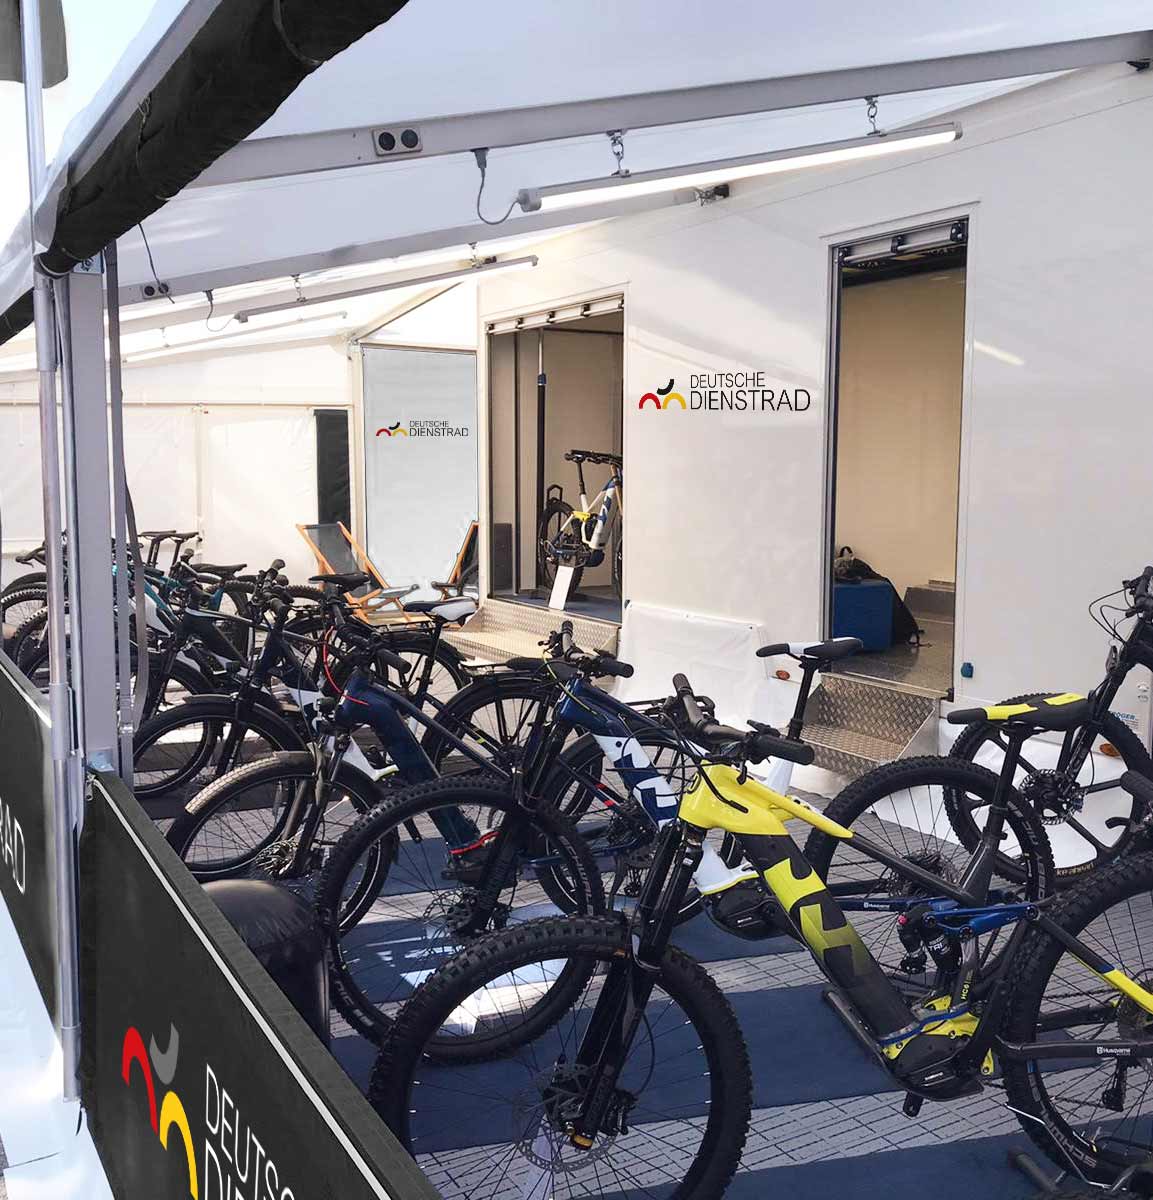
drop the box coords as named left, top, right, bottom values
left=371, top=681, right=1153, bottom=1200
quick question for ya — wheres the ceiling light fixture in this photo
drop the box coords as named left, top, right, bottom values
left=515, top=124, right=961, bottom=214
left=233, top=254, right=538, bottom=324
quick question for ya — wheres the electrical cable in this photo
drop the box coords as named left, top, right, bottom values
left=473, top=149, right=517, bottom=227
left=137, top=222, right=175, bottom=304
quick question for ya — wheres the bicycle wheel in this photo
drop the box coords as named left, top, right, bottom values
left=538, top=498, right=584, bottom=592
left=11, top=608, right=48, bottom=668
left=2, top=569, right=47, bottom=597
left=20, top=639, right=208, bottom=714
left=133, top=697, right=304, bottom=804
left=420, top=672, right=552, bottom=771
left=946, top=694, right=1150, bottom=880
left=370, top=914, right=751, bottom=1200
left=805, top=757, right=1054, bottom=998
left=388, top=630, right=469, bottom=708
left=1, top=586, right=47, bottom=646
left=315, top=775, right=603, bottom=1044
left=1003, top=851, right=1153, bottom=1183
left=539, top=729, right=704, bottom=920
left=166, top=751, right=383, bottom=896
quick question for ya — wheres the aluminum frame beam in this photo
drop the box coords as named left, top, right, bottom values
left=58, top=267, right=119, bottom=768
left=119, top=188, right=696, bottom=305
left=194, top=31, right=1153, bottom=188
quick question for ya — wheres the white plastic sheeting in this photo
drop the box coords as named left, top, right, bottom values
left=3, top=1, right=1153, bottom=324
left=0, top=899, right=112, bottom=1200
left=361, top=346, right=477, bottom=586
left=0, top=0, right=221, bottom=309
left=0, top=340, right=349, bottom=582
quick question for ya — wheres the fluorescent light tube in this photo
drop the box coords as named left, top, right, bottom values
left=234, top=255, right=537, bottom=323
left=517, top=124, right=961, bottom=214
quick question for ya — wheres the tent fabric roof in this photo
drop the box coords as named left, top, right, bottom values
left=1, top=0, right=1151, bottom=343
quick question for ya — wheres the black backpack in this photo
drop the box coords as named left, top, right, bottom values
left=833, top=547, right=923, bottom=646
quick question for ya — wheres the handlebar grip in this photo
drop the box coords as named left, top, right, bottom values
left=269, top=558, right=286, bottom=574
left=672, top=674, right=705, bottom=727
left=268, top=598, right=290, bottom=620
left=595, top=655, right=634, bottom=679
left=749, top=731, right=815, bottom=767
left=375, top=646, right=412, bottom=676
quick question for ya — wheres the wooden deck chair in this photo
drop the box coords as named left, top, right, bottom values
left=435, top=521, right=478, bottom=594
left=295, top=521, right=418, bottom=623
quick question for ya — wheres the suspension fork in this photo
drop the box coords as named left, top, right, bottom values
left=285, top=735, right=349, bottom=876
left=214, top=620, right=285, bottom=775
left=453, top=710, right=572, bottom=935
left=1056, top=623, right=1142, bottom=774
left=569, top=825, right=702, bottom=1142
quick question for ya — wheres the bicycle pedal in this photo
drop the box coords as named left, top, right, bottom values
left=902, top=1092, right=924, bottom=1118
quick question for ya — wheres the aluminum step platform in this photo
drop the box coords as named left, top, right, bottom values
left=444, top=597, right=618, bottom=665
left=803, top=673, right=939, bottom=781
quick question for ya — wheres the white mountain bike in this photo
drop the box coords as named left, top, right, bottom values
left=537, top=448, right=622, bottom=596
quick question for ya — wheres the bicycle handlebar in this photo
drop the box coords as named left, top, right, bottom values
left=670, top=672, right=814, bottom=766
left=564, top=449, right=622, bottom=468
left=1125, top=566, right=1153, bottom=616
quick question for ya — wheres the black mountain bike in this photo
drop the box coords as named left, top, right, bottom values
left=947, top=566, right=1153, bottom=878
left=370, top=685, right=1153, bottom=1200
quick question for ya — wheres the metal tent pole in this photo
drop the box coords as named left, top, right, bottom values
left=19, top=0, right=82, bottom=1102
left=106, top=242, right=135, bottom=782
left=57, top=265, right=118, bottom=768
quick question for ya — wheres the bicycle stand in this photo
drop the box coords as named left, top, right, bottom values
left=1008, top=1147, right=1153, bottom=1197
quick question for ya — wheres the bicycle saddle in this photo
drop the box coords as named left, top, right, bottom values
left=194, top=562, right=247, bottom=579
left=310, top=571, right=372, bottom=590
left=757, top=637, right=862, bottom=663
left=403, top=597, right=477, bottom=622
left=947, top=693, right=1089, bottom=732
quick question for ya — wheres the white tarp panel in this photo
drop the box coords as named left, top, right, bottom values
left=199, top=406, right=318, bottom=583
left=362, top=346, right=477, bottom=586
left=3, top=0, right=1152, bottom=320
left=0, top=0, right=222, bottom=313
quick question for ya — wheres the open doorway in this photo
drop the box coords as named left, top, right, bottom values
left=827, top=219, right=967, bottom=695
left=487, top=298, right=624, bottom=623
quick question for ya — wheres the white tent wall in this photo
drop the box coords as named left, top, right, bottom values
left=474, top=65, right=1153, bottom=731
left=0, top=340, right=352, bottom=584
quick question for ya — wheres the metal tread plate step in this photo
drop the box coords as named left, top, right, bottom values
left=444, top=598, right=618, bottom=665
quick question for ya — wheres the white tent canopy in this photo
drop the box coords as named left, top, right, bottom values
left=2, top=0, right=1151, bottom=333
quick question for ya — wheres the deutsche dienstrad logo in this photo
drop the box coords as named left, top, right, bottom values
left=639, top=375, right=811, bottom=413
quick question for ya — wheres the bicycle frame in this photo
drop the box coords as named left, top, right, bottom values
left=569, top=759, right=1153, bottom=1141
left=1051, top=603, right=1153, bottom=802
left=568, top=469, right=621, bottom=554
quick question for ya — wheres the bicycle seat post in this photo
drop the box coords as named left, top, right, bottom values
left=958, top=723, right=1031, bottom=902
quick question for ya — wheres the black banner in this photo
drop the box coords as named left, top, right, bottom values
left=0, top=654, right=57, bottom=1023
left=79, top=772, right=437, bottom=1200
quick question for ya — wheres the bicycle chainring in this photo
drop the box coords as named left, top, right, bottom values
left=1020, top=769, right=1085, bottom=825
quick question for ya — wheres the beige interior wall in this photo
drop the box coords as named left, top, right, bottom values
left=487, top=332, right=518, bottom=590
left=488, top=315, right=623, bottom=595
left=539, top=323, right=622, bottom=588
left=833, top=268, right=965, bottom=601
